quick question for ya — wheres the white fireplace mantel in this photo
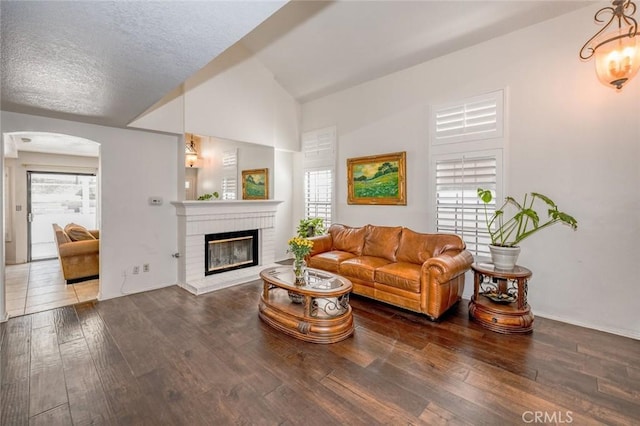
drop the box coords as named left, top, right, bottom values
left=172, top=200, right=283, bottom=295
left=171, top=199, right=283, bottom=216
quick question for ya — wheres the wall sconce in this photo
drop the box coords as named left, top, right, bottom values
left=185, top=134, right=198, bottom=167
left=580, top=0, right=639, bottom=90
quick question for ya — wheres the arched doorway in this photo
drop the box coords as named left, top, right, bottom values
left=2, top=131, right=101, bottom=317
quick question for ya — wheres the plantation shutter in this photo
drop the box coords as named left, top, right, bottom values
left=304, top=169, right=332, bottom=226
left=302, top=126, right=336, bottom=227
left=222, top=149, right=237, bottom=200
left=435, top=155, right=497, bottom=257
left=431, top=90, right=503, bottom=145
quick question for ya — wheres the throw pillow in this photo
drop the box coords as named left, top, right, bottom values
left=64, top=223, right=96, bottom=241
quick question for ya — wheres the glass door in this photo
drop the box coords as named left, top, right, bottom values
left=27, top=172, right=97, bottom=261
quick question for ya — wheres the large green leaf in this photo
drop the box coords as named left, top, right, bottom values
left=477, top=188, right=493, bottom=203
left=532, top=192, right=557, bottom=208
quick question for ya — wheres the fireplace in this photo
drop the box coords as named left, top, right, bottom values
left=172, top=200, right=282, bottom=295
left=204, top=229, right=259, bottom=276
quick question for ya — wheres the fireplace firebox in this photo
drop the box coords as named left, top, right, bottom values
left=204, top=229, right=259, bottom=276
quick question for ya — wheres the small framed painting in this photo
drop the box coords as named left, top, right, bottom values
left=347, top=151, right=406, bottom=205
left=242, top=168, right=269, bottom=200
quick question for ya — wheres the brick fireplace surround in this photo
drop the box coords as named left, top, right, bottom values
left=171, top=200, right=282, bottom=295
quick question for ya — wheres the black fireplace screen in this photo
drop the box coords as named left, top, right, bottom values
left=204, top=229, right=259, bottom=275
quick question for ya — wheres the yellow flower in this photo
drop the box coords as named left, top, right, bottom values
left=287, top=236, right=314, bottom=259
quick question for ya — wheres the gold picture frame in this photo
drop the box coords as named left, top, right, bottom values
left=347, top=151, right=406, bottom=205
left=241, top=168, right=269, bottom=200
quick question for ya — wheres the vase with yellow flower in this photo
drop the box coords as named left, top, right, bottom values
left=287, top=236, right=314, bottom=285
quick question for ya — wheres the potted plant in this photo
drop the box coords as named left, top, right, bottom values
left=296, top=217, right=326, bottom=237
left=197, top=192, right=220, bottom=201
left=477, top=188, right=578, bottom=270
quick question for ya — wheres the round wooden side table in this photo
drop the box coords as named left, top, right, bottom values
left=469, top=262, right=534, bottom=334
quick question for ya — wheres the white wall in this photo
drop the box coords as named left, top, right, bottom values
left=130, top=43, right=301, bottom=151
left=274, top=149, right=295, bottom=261
left=196, top=136, right=275, bottom=199
left=129, top=42, right=302, bottom=269
left=1, top=138, right=5, bottom=321
left=301, top=6, right=640, bottom=339
left=1, top=111, right=180, bottom=300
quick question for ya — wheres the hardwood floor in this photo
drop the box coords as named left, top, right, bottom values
left=1, top=280, right=639, bottom=425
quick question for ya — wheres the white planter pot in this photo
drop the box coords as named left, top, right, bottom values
left=489, top=245, right=521, bottom=270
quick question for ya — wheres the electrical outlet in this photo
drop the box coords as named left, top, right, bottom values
left=133, top=266, right=140, bottom=274
left=143, top=264, right=150, bottom=273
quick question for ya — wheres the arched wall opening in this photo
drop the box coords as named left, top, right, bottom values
left=3, top=131, right=101, bottom=316
left=1, top=110, right=181, bottom=322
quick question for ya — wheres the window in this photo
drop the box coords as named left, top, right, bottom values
left=431, top=90, right=503, bottom=145
left=302, top=126, right=336, bottom=227
left=221, top=149, right=237, bottom=200
left=430, top=90, right=505, bottom=257
left=435, top=154, right=498, bottom=257
left=304, top=169, right=332, bottom=225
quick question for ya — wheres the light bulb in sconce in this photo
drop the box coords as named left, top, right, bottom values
left=186, top=151, right=198, bottom=167
left=185, top=134, right=199, bottom=167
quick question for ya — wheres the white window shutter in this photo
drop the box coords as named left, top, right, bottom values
left=222, top=149, right=238, bottom=200
left=435, top=154, right=498, bottom=257
left=302, top=126, right=336, bottom=227
left=432, top=90, right=503, bottom=145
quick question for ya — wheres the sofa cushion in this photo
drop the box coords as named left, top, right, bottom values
left=307, top=251, right=356, bottom=273
left=397, top=229, right=465, bottom=264
left=362, top=225, right=402, bottom=262
left=64, top=223, right=96, bottom=242
left=396, top=228, right=434, bottom=264
left=375, top=262, right=422, bottom=293
left=430, top=234, right=466, bottom=256
left=339, top=256, right=391, bottom=282
left=329, top=224, right=368, bottom=255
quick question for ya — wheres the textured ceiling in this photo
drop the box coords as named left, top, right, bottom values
left=0, top=0, right=285, bottom=128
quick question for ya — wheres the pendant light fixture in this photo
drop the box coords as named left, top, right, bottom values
left=579, top=0, right=639, bottom=90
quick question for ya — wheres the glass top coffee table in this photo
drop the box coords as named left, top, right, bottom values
left=258, top=266, right=354, bottom=343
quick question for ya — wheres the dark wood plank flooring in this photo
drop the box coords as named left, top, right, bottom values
left=1, top=280, right=639, bottom=425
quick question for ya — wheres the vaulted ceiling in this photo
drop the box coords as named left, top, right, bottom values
left=1, top=0, right=593, bottom=132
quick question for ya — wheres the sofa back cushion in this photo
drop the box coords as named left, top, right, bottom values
left=362, top=225, right=402, bottom=262
left=64, top=223, right=97, bottom=242
left=396, top=228, right=465, bottom=264
left=329, top=224, right=367, bottom=255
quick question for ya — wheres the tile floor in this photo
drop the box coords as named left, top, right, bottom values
left=5, top=259, right=99, bottom=317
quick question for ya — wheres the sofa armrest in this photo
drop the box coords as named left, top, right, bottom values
left=58, top=239, right=99, bottom=257
left=422, top=250, right=473, bottom=283
left=89, top=229, right=100, bottom=239
left=420, top=249, right=473, bottom=319
left=308, top=234, right=333, bottom=256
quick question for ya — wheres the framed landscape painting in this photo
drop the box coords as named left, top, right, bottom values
left=347, top=151, right=406, bottom=205
left=242, top=168, right=269, bottom=200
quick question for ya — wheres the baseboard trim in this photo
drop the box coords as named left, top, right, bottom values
left=535, top=310, right=640, bottom=341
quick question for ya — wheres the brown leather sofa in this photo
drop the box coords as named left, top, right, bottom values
left=307, top=224, right=473, bottom=320
left=52, top=223, right=99, bottom=284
